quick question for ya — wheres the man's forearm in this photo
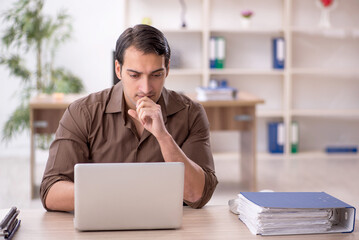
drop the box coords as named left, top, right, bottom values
left=156, top=132, right=205, bottom=203
left=45, top=181, right=74, bottom=212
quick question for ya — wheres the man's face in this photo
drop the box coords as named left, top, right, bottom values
left=116, top=46, right=168, bottom=110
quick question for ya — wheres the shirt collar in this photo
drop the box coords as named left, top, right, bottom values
left=105, top=82, right=124, bottom=113
left=160, top=87, right=186, bottom=119
left=105, top=82, right=186, bottom=120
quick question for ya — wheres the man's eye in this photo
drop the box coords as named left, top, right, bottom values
left=153, top=73, right=163, bottom=77
left=130, top=74, right=139, bottom=78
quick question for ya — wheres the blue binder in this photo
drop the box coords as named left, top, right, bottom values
left=272, top=37, right=285, bottom=69
left=240, top=192, right=356, bottom=234
left=325, top=146, right=358, bottom=153
left=242, top=192, right=354, bottom=209
left=268, top=122, right=284, bottom=153
left=209, top=37, right=216, bottom=69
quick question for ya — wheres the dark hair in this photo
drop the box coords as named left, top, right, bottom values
left=115, top=24, right=171, bottom=69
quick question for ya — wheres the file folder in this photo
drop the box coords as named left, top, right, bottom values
left=272, top=37, right=285, bottom=69
left=215, top=37, right=225, bottom=69
left=268, top=122, right=284, bottom=153
left=209, top=37, right=216, bottom=69
left=291, top=121, right=299, bottom=153
left=325, top=146, right=358, bottom=153
left=238, top=192, right=356, bottom=235
left=268, top=122, right=299, bottom=154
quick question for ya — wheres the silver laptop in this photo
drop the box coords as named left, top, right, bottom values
left=74, top=162, right=184, bottom=231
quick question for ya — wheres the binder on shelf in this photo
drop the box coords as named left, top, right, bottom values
left=209, top=37, right=226, bottom=69
left=268, top=122, right=299, bottom=154
left=272, top=37, right=285, bottom=69
left=325, top=146, right=358, bottom=153
left=209, top=37, right=216, bottom=69
left=215, top=37, right=225, bottom=69
left=233, top=192, right=356, bottom=236
left=196, top=86, right=236, bottom=101
left=291, top=122, right=299, bottom=153
left=268, top=122, right=284, bottom=153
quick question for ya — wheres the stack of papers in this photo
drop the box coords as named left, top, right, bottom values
left=196, top=87, right=237, bottom=101
left=0, top=207, right=21, bottom=239
left=232, top=192, right=356, bottom=236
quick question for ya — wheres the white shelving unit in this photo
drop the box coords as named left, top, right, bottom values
left=123, top=0, right=359, bottom=158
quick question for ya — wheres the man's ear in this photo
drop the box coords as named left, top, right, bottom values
left=115, top=60, right=122, bottom=80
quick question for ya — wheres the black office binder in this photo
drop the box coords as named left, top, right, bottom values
left=1, top=207, right=21, bottom=239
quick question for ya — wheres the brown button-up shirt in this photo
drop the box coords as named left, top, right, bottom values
left=40, top=82, right=218, bottom=209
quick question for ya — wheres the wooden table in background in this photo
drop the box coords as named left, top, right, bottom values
left=15, top=205, right=358, bottom=239
left=196, top=92, right=264, bottom=192
left=29, top=92, right=264, bottom=198
left=29, top=94, right=84, bottom=198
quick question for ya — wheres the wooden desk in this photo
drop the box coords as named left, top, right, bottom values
left=14, top=205, right=357, bottom=239
left=29, top=94, right=85, bottom=198
left=197, top=92, right=264, bottom=192
left=29, top=92, right=263, bottom=198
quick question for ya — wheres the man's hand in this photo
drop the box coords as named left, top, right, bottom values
left=128, top=97, right=168, bottom=138
left=129, top=97, right=205, bottom=204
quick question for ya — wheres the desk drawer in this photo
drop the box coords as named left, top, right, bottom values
left=32, top=109, right=65, bottom=134
left=204, top=106, right=255, bottom=131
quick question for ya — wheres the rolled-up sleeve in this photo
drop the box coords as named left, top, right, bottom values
left=181, top=102, right=218, bottom=208
left=40, top=101, right=90, bottom=210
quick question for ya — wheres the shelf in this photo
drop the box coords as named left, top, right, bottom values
left=210, top=28, right=284, bottom=35
left=292, top=109, right=359, bottom=118
left=288, top=151, right=359, bottom=160
left=209, top=69, right=285, bottom=76
left=291, top=27, right=359, bottom=39
left=258, top=151, right=359, bottom=160
left=257, top=152, right=286, bottom=160
left=256, top=110, right=284, bottom=118
left=125, top=0, right=359, bottom=159
left=162, top=29, right=203, bottom=34
left=169, top=69, right=203, bottom=76
left=291, top=68, right=359, bottom=76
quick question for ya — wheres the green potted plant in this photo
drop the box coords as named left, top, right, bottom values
left=0, top=0, right=84, bottom=145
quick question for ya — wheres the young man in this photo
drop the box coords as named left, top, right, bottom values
left=40, top=24, right=218, bottom=211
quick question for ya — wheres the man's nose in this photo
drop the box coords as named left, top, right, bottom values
left=139, top=76, right=152, bottom=94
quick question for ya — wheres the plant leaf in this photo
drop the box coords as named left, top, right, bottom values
left=1, top=103, right=30, bottom=142
left=0, top=54, right=31, bottom=81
